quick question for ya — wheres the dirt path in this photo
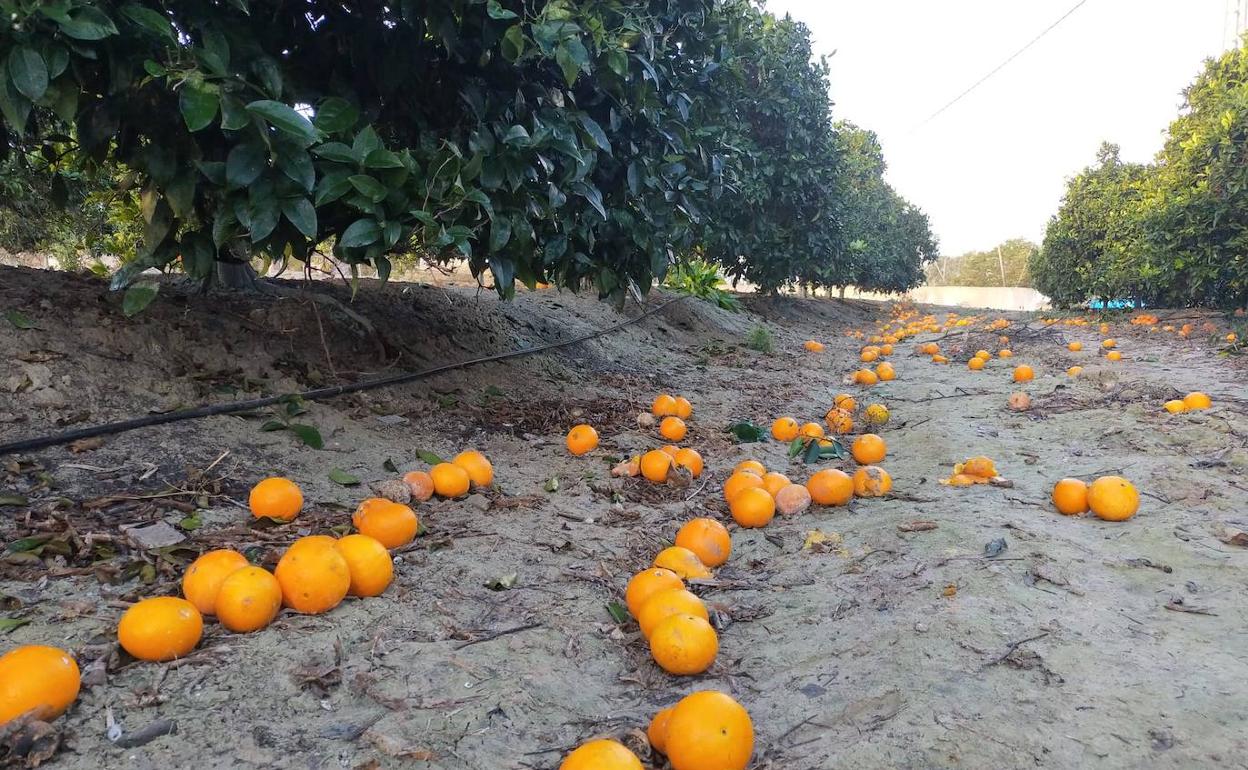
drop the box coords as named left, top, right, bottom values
left=2, top=266, right=1247, bottom=769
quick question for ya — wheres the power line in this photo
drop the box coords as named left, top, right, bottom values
left=912, top=0, right=1091, bottom=131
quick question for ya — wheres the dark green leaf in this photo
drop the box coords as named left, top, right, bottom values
left=259, top=419, right=287, bottom=432
left=328, top=468, right=360, bottom=486
left=122, top=282, right=159, bottom=317
left=802, top=438, right=822, bottom=464
left=179, top=83, right=219, bottom=131
left=8, top=47, right=48, bottom=101
left=0, top=63, right=32, bottom=131
left=0, top=618, right=30, bottom=634
left=488, top=218, right=512, bottom=253
left=121, top=5, right=175, bottom=40
left=787, top=437, right=806, bottom=459
left=226, top=143, right=267, bottom=187
left=416, top=449, right=446, bottom=465
left=383, top=458, right=398, bottom=473
left=8, top=535, right=51, bottom=553
left=340, top=218, right=382, bottom=248
left=606, top=602, right=629, bottom=624
left=577, top=114, right=610, bottom=154
left=288, top=423, right=324, bottom=449
left=56, top=7, right=119, bottom=40
left=4, top=310, right=35, bottom=330
left=0, top=495, right=29, bottom=506
left=348, top=174, right=387, bottom=202
left=314, top=172, right=353, bottom=206
left=363, top=148, right=404, bottom=169
left=245, top=100, right=319, bottom=146
left=281, top=197, right=317, bottom=238
left=725, top=421, right=764, bottom=443
left=178, top=513, right=203, bottom=531
left=311, top=142, right=358, bottom=164
left=313, top=97, right=359, bottom=134
left=501, top=25, right=526, bottom=61
left=486, top=0, right=518, bottom=19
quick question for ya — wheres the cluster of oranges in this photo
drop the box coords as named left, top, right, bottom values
left=1052, top=475, right=1140, bottom=521
left=1163, top=391, right=1214, bottom=415
left=851, top=343, right=896, bottom=385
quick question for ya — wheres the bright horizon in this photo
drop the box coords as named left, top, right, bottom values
left=766, top=0, right=1232, bottom=257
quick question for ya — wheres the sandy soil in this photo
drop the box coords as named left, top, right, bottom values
left=2, top=264, right=1248, bottom=770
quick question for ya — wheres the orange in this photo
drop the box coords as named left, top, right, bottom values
left=214, top=566, right=282, bottom=633
left=975, top=350, right=991, bottom=360
left=649, top=613, right=718, bottom=675
left=998, top=349, right=1013, bottom=358
left=430, top=462, right=471, bottom=497
left=402, top=470, right=435, bottom=501
left=0, top=645, right=80, bottom=724
left=834, top=393, right=857, bottom=412
left=931, top=354, right=949, bottom=364
left=1106, top=351, right=1123, bottom=361
left=1183, top=392, right=1212, bottom=410
left=1008, top=392, right=1031, bottom=412
left=967, top=357, right=985, bottom=371
left=675, top=518, right=731, bottom=567
left=961, top=456, right=997, bottom=479
left=1052, top=478, right=1089, bottom=515
left=452, top=450, right=494, bottom=487
left=665, top=690, right=754, bottom=770
left=920, top=342, right=939, bottom=355
left=335, top=534, right=394, bottom=597
left=826, top=408, right=853, bottom=434
left=875, top=362, right=896, bottom=381
left=1088, top=476, right=1139, bottom=521
left=799, top=422, right=825, bottom=440
left=274, top=535, right=351, bottom=614
left=729, top=487, right=775, bottom=528
left=352, top=498, right=419, bottom=548
left=660, top=416, right=688, bottom=442
left=860, top=348, right=879, bottom=362
left=723, top=471, right=764, bottom=503
left=851, top=433, right=886, bottom=464
left=806, top=468, right=853, bottom=506
left=761, top=471, right=791, bottom=497
left=854, top=368, right=880, bottom=385
left=660, top=444, right=681, bottom=457
left=1067, top=366, right=1083, bottom=377
left=559, top=739, right=643, bottom=770
left=804, top=340, right=825, bottom=352
left=734, top=459, right=766, bottom=476
left=249, top=477, right=303, bottom=521
left=674, top=396, right=693, bottom=419
left=566, top=424, right=600, bottom=455
left=641, top=450, right=673, bottom=483
left=118, top=596, right=203, bottom=662
left=770, top=417, right=799, bottom=442
left=652, top=394, right=678, bottom=417
left=653, top=546, right=713, bottom=579
left=182, top=549, right=249, bottom=615
left=880, top=343, right=894, bottom=355
left=1068, top=341, right=1083, bottom=352
left=648, top=706, right=675, bottom=755
left=1100, top=323, right=1110, bottom=334
left=775, top=483, right=812, bottom=515
left=673, top=448, right=704, bottom=478
left=638, top=588, right=709, bottom=638
left=852, top=466, right=892, bottom=497
left=1163, top=399, right=1188, bottom=414
left=1013, top=365, right=1035, bottom=382
left=1102, top=338, right=1116, bottom=349
left=625, top=568, right=684, bottom=617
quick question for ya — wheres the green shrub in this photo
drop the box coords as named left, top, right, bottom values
left=665, top=259, right=740, bottom=311
left=746, top=325, right=774, bottom=353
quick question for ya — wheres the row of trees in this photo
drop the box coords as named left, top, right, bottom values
left=1032, top=42, right=1248, bottom=309
left=924, top=238, right=1036, bottom=288
left=0, top=0, right=936, bottom=301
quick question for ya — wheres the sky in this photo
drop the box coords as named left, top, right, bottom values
left=765, top=0, right=1232, bottom=256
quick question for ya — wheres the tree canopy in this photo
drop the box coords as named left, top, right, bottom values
left=0, top=0, right=936, bottom=301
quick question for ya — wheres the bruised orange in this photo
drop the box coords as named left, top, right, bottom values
left=566, top=424, right=600, bottom=455
left=452, top=450, right=494, bottom=487
left=834, top=393, right=857, bottom=412
left=249, top=477, right=303, bottom=521
left=675, top=518, right=731, bottom=567
left=215, top=566, right=282, bottom=633
left=826, top=408, right=853, bottom=435
left=182, top=549, right=249, bottom=615
left=852, top=466, right=892, bottom=497
left=729, top=487, right=775, bottom=528
left=430, top=462, right=471, bottom=498
left=1052, top=478, right=1089, bottom=515
left=118, top=597, right=203, bottom=662
left=853, top=369, right=880, bottom=386
left=402, top=470, right=435, bottom=501
left=353, top=498, right=419, bottom=548
left=654, top=546, right=713, bottom=579
left=625, top=568, right=684, bottom=617
left=664, top=690, right=754, bottom=770
left=806, top=469, right=853, bottom=506
left=770, top=417, right=799, bottom=442
left=274, top=535, right=351, bottom=614
left=649, top=613, right=718, bottom=675
left=335, top=534, right=394, bottom=597
left=775, top=483, right=812, bottom=515
left=0, top=646, right=80, bottom=724
left=875, top=362, right=896, bottom=381
left=673, top=448, right=704, bottom=478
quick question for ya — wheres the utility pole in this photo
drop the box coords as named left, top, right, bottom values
left=997, top=245, right=1007, bottom=287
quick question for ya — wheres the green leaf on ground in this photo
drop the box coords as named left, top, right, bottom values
left=289, top=423, right=324, bottom=449
left=726, top=421, right=764, bottom=443
left=606, top=602, right=629, bottom=624
left=416, top=450, right=445, bottom=465
left=0, top=617, right=31, bottom=634
left=122, top=282, right=159, bottom=317
left=328, top=468, right=360, bottom=486
left=4, top=310, right=35, bottom=329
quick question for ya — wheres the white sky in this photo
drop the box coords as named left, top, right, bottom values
left=765, top=0, right=1232, bottom=255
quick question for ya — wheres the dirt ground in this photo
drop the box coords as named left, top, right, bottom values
left=2, top=264, right=1248, bottom=770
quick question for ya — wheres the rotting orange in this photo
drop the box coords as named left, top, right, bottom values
left=118, top=596, right=203, bottom=662
left=1164, top=399, right=1188, bottom=414
left=967, top=357, right=985, bottom=371
left=825, top=408, right=853, bottom=435
left=1013, top=364, right=1035, bottom=382
left=851, top=434, right=887, bottom=464
left=775, top=484, right=812, bottom=515
left=875, top=362, right=896, bottom=381
left=734, top=459, right=766, bottom=476
left=274, top=535, right=351, bottom=614
left=852, top=466, right=892, bottom=497
left=182, top=549, right=249, bottom=616
left=625, top=568, right=684, bottom=617
left=674, top=396, right=693, bottom=419
left=806, top=469, right=853, bottom=506
left=1052, top=478, right=1089, bottom=516
left=675, top=518, right=731, bottom=568
left=402, top=470, right=436, bottom=502
left=641, top=450, right=673, bottom=483
left=559, top=739, right=644, bottom=770
left=761, top=472, right=791, bottom=498
left=353, top=498, right=419, bottom=548
left=653, top=546, right=713, bottom=579
left=638, top=588, right=709, bottom=638
left=214, top=566, right=283, bottom=633
left=729, top=487, right=775, bottom=528
left=961, top=456, right=997, bottom=479
left=880, top=343, right=894, bottom=356
left=566, top=424, right=600, bottom=456
left=660, top=416, right=688, bottom=442
left=834, top=394, right=857, bottom=412
left=0, top=645, right=80, bottom=724
left=649, top=613, right=718, bottom=675
left=1008, top=392, right=1031, bottom=412
left=854, top=369, right=880, bottom=386
left=931, top=354, right=949, bottom=364
left=652, top=394, right=679, bottom=417
left=1088, top=476, right=1139, bottom=521
left=1068, top=341, right=1083, bottom=352
left=452, top=450, right=494, bottom=487
left=248, top=477, right=303, bottom=522
left=770, top=417, right=799, bottom=442
left=673, top=448, right=704, bottom=478
left=648, top=707, right=675, bottom=755
left=723, top=471, right=765, bottom=503
left=799, top=422, right=825, bottom=440
left=664, top=690, right=754, bottom=770
left=430, top=462, right=471, bottom=498
left=335, top=534, right=394, bottom=597
left=860, top=348, right=879, bottom=363
left=1183, top=392, right=1212, bottom=410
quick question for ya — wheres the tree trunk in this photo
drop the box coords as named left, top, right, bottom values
left=839, top=285, right=846, bottom=300
left=215, top=260, right=257, bottom=289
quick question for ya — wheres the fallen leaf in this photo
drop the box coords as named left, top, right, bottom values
left=68, top=437, right=105, bottom=454
left=4, top=310, right=36, bottom=330
left=328, top=468, right=361, bottom=486
left=942, top=583, right=958, bottom=597
left=605, top=602, right=629, bottom=624
left=0, top=617, right=30, bottom=634
left=1215, top=525, right=1248, bottom=548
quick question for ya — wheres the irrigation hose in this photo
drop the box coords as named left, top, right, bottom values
left=0, top=295, right=690, bottom=457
